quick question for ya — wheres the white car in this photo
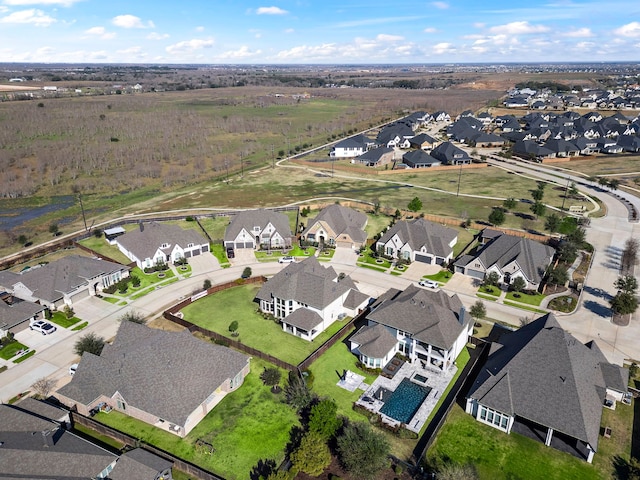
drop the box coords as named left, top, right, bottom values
left=69, top=363, right=78, bottom=376
left=279, top=256, right=295, bottom=264
left=418, top=279, right=439, bottom=289
left=29, top=320, right=57, bottom=335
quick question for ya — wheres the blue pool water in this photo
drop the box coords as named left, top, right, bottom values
left=380, top=378, right=432, bottom=424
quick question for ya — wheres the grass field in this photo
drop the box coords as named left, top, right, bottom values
left=179, top=283, right=349, bottom=365
left=0, top=341, right=28, bottom=360
left=49, top=311, right=82, bottom=328
left=93, top=357, right=299, bottom=480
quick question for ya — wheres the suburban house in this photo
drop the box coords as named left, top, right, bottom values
left=57, top=321, right=250, bottom=438
left=430, top=142, right=473, bottom=165
left=376, top=218, right=458, bottom=265
left=224, top=209, right=293, bottom=251
left=377, top=123, right=415, bottom=147
left=402, top=150, right=442, bottom=169
left=466, top=313, right=629, bottom=463
left=115, top=222, right=209, bottom=269
left=352, top=146, right=395, bottom=167
left=454, top=232, right=555, bottom=290
left=351, top=285, right=471, bottom=371
left=513, top=140, right=556, bottom=161
left=301, top=204, right=368, bottom=249
left=255, top=257, right=370, bottom=341
left=409, top=133, right=439, bottom=150
left=0, top=291, right=45, bottom=335
left=0, top=256, right=130, bottom=310
left=0, top=398, right=174, bottom=479
left=329, top=134, right=375, bottom=158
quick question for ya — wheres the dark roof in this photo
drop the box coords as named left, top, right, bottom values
left=334, top=134, right=373, bottom=149
left=410, top=133, right=438, bottom=145
left=255, top=256, right=359, bottom=310
left=283, top=308, right=323, bottom=331
left=58, top=322, right=249, bottom=427
left=0, top=296, right=45, bottom=328
left=402, top=150, right=441, bottom=168
left=378, top=218, right=457, bottom=258
left=367, top=285, right=468, bottom=350
left=11, top=255, right=129, bottom=303
left=0, top=402, right=117, bottom=479
left=350, top=324, right=398, bottom=358
left=224, top=209, right=292, bottom=243
left=302, top=204, right=368, bottom=245
left=109, top=448, right=173, bottom=479
left=355, top=146, right=394, bottom=163
left=468, top=313, right=627, bottom=450
left=430, top=142, right=471, bottom=164
left=116, top=222, right=207, bottom=262
left=343, top=289, right=370, bottom=310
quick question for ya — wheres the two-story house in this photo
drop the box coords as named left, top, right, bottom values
left=224, top=209, right=292, bottom=251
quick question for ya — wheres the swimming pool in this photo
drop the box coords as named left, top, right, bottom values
left=380, top=378, right=432, bottom=424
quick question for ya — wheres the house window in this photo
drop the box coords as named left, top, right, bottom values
left=252, top=226, right=260, bottom=232
left=187, top=243, right=194, bottom=248
left=478, top=406, right=509, bottom=431
left=161, top=243, right=169, bottom=249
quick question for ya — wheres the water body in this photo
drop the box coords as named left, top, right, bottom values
left=0, top=196, right=75, bottom=231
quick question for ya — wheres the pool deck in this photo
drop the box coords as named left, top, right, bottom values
left=355, top=361, right=457, bottom=433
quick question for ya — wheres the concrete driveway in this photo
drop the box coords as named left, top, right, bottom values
left=403, top=262, right=441, bottom=281
left=189, top=253, right=219, bottom=274
left=331, top=246, right=358, bottom=266
left=229, top=248, right=257, bottom=267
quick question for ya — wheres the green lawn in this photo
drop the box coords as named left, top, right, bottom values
left=424, top=269, right=453, bottom=284
left=94, top=357, right=299, bottom=480
left=180, top=284, right=348, bottom=365
left=426, top=405, right=601, bottom=480
left=503, top=301, right=546, bottom=314
left=0, top=341, right=28, bottom=360
left=14, top=350, right=35, bottom=363
left=505, top=291, right=545, bottom=306
left=357, top=251, right=391, bottom=269
left=49, top=311, right=81, bottom=328
left=477, top=293, right=498, bottom=301
left=478, top=285, right=501, bottom=296
left=210, top=244, right=230, bottom=268
left=77, top=235, right=132, bottom=264
left=72, top=321, right=89, bottom=330
left=197, top=216, right=231, bottom=241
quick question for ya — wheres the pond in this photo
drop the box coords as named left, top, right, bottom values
left=0, top=196, right=75, bottom=231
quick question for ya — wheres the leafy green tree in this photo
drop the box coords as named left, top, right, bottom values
left=290, top=432, right=331, bottom=477
left=488, top=207, right=505, bottom=226
left=119, top=311, right=145, bottom=324
left=284, top=372, right=316, bottom=412
left=547, top=265, right=569, bottom=286
left=469, top=300, right=486, bottom=322
left=242, top=267, right=252, bottom=279
left=309, top=399, right=342, bottom=439
left=74, top=332, right=105, bottom=356
left=229, top=320, right=239, bottom=335
left=530, top=201, right=546, bottom=218
left=544, top=213, right=561, bottom=233
left=503, top=197, right=517, bottom=209
left=49, top=223, right=59, bottom=235
left=614, top=275, right=638, bottom=295
left=17, top=234, right=27, bottom=245
left=531, top=189, right=544, bottom=202
left=610, top=292, right=638, bottom=316
left=566, top=227, right=586, bottom=246
left=203, top=279, right=212, bottom=290
left=483, top=271, right=500, bottom=287
left=609, top=179, right=620, bottom=191
left=260, top=367, right=281, bottom=388
left=407, top=196, right=423, bottom=212
left=63, top=304, right=75, bottom=319
left=557, top=240, right=579, bottom=264
left=337, top=422, right=390, bottom=479
left=511, top=276, right=527, bottom=293
left=568, top=182, right=579, bottom=197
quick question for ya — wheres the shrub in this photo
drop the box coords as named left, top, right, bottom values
left=63, top=305, right=75, bottom=319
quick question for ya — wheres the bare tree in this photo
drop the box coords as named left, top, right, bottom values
left=32, top=377, right=57, bottom=399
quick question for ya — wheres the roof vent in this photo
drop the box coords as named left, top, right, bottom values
left=420, top=301, right=425, bottom=308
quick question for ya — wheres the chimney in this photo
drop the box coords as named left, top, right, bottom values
left=41, top=428, right=56, bottom=448
left=458, top=307, right=466, bottom=326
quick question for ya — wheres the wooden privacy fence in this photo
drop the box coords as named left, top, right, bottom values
left=71, top=413, right=225, bottom=480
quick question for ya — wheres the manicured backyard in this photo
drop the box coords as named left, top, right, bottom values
left=93, top=358, right=298, bottom=480
left=179, top=283, right=349, bottom=365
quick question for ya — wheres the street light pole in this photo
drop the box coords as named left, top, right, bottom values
left=456, top=163, right=463, bottom=197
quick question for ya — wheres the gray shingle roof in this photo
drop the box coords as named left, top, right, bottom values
left=0, top=296, right=44, bottom=328
left=0, top=402, right=117, bottom=479
left=224, top=209, right=292, bottom=244
left=367, top=284, right=467, bottom=350
left=12, top=255, right=129, bottom=303
left=478, top=233, right=554, bottom=284
left=109, top=448, right=173, bottom=479
left=468, top=313, right=626, bottom=451
left=255, top=257, right=358, bottom=310
left=58, top=322, right=249, bottom=427
left=378, top=218, right=457, bottom=258
left=303, top=204, right=368, bottom=244
left=283, top=308, right=323, bottom=331
left=116, top=222, right=208, bottom=262
left=350, top=324, right=398, bottom=358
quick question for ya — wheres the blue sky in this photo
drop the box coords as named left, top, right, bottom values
left=0, top=0, right=639, bottom=64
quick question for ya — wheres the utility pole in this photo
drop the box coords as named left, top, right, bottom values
left=561, top=178, right=570, bottom=211
left=240, top=152, right=244, bottom=178
left=456, top=163, right=463, bottom=197
left=78, top=192, right=88, bottom=231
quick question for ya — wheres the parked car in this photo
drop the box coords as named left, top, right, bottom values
left=279, top=256, right=295, bottom=264
left=69, top=363, right=78, bottom=375
left=418, top=279, right=438, bottom=289
left=226, top=247, right=235, bottom=259
left=30, top=320, right=57, bottom=335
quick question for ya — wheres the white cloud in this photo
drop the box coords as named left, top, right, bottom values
left=614, top=22, right=640, bottom=38
left=432, top=42, right=455, bottom=54
left=376, top=33, right=403, bottom=42
left=0, top=6, right=7, bottom=12
left=488, top=21, right=549, bottom=35
left=165, top=38, right=214, bottom=55
left=284, top=28, right=294, bottom=33
left=431, top=1, right=449, bottom=9
left=147, top=32, right=169, bottom=40
left=117, top=46, right=147, bottom=59
left=0, top=8, right=55, bottom=26
left=112, top=14, right=154, bottom=29
left=84, top=26, right=115, bottom=39
left=563, top=27, right=593, bottom=38
left=424, top=27, right=437, bottom=33
left=256, top=6, right=288, bottom=15
left=218, top=46, right=262, bottom=59
left=4, top=0, right=80, bottom=6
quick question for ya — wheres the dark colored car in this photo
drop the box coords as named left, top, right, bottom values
left=226, top=247, right=235, bottom=258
